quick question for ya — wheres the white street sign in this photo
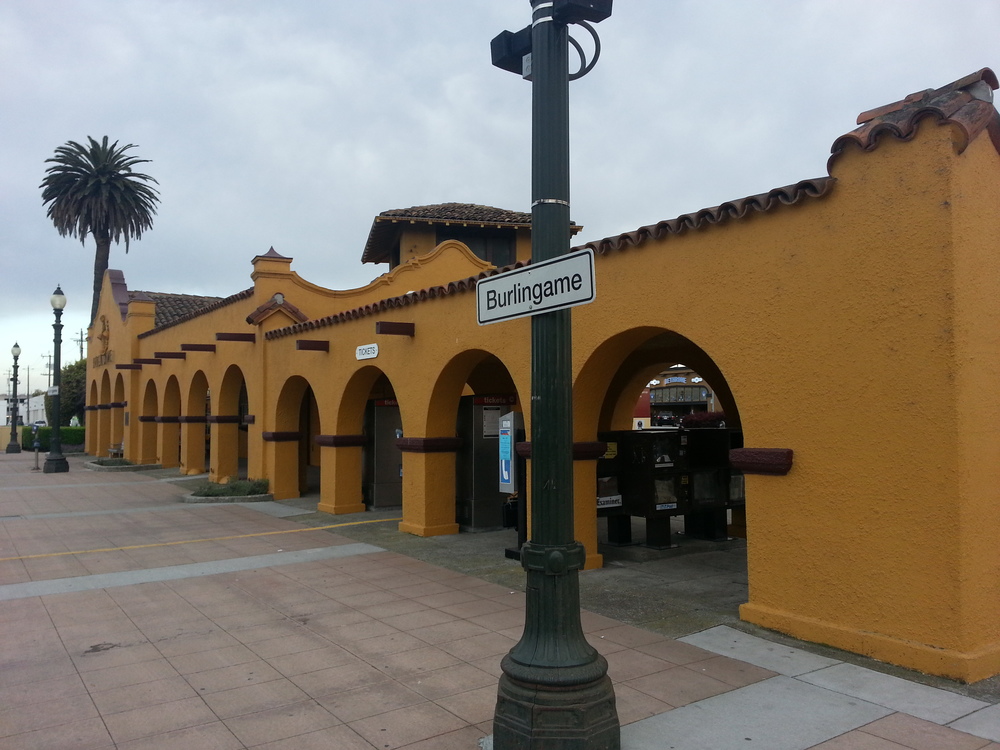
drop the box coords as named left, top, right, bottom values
left=476, top=248, right=596, bottom=325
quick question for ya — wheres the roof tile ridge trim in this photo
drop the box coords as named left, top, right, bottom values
left=828, top=87, right=1000, bottom=171
left=138, top=287, right=255, bottom=339
left=265, top=260, right=530, bottom=341
left=574, top=177, right=834, bottom=256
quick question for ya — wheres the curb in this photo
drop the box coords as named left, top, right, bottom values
left=84, top=461, right=163, bottom=472
left=180, top=493, right=275, bottom=504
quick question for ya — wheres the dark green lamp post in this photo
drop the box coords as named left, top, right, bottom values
left=43, top=286, right=69, bottom=473
left=491, top=2, right=619, bottom=747
left=6, top=343, right=21, bottom=454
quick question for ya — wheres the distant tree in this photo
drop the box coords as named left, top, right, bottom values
left=40, top=136, right=160, bottom=324
left=45, top=359, right=86, bottom=427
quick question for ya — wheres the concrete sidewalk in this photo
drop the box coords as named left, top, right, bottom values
left=0, top=452, right=998, bottom=749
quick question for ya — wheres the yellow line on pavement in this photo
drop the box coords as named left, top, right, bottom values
left=0, top=517, right=402, bottom=562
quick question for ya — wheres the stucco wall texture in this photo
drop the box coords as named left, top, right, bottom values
left=87, top=72, right=1000, bottom=681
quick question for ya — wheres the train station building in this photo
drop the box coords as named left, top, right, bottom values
left=85, top=69, right=1000, bottom=682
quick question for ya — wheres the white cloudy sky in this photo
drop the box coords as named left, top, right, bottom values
left=1, top=0, right=997, bottom=389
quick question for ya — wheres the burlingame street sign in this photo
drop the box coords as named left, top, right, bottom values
left=476, top=248, right=596, bottom=325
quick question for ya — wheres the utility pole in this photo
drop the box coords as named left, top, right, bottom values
left=73, top=329, right=86, bottom=362
left=23, top=366, right=30, bottom=424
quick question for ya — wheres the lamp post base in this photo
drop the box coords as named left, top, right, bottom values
left=5, top=442, right=21, bottom=454
left=43, top=455, right=69, bottom=473
left=493, top=672, right=620, bottom=749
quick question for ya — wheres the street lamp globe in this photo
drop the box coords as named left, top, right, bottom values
left=51, top=286, right=67, bottom=311
left=11, top=343, right=20, bottom=358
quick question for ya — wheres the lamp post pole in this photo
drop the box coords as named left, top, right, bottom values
left=491, top=2, right=619, bottom=747
left=5, top=344, right=21, bottom=454
left=43, top=286, right=69, bottom=473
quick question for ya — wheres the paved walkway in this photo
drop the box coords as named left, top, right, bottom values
left=1, top=453, right=999, bottom=749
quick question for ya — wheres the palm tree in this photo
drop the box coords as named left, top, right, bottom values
left=40, top=136, right=160, bottom=324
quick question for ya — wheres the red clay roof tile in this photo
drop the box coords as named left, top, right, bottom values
left=829, top=68, right=999, bottom=172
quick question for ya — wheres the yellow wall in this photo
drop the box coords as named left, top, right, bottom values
left=86, top=99, right=1000, bottom=681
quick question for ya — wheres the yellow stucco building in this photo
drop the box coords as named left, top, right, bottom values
left=86, top=69, right=1000, bottom=682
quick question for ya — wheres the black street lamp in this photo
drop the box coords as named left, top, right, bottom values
left=5, top=343, right=21, bottom=454
left=491, top=2, right=619, bottom=748
left=43, top=286, right=69, bottom=473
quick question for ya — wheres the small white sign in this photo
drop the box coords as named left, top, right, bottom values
left=597, top=495, right=623, bottom=508
left=355, top=343, right=378, bottom=360
left=47, top=386, right=59, bottom=396
left=477, top=248, right=596, bottom=325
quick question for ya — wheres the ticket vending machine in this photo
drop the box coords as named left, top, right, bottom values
left=363, top=398, right=402, bottom=508
left=455, top=395, right=516, bottom=531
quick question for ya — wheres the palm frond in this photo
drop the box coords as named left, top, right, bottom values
left=40, top=135, right=160, bottom=249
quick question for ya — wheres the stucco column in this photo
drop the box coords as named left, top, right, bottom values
left=110, top=403, right=125, bottom=453
left=209, top=420, right=239, bottom=483
left=264, top=433, right=300, bottom=500
left=316, top=438, right=366, bottom=515
left=397, top=440, right=460, bottom=537
left=84, top=406, right=99, bottom=455
left=97, top=405, right=112, bottom=457
left=572, top=458, right=604, bottom=570
left=137, top=417, right=158, bottom=465
left=179, top=419, right=207, bottom=475
left=158, top=419, right=180, bottom=468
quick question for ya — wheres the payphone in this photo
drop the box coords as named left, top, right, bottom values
left=455, top=395, right=516, bottom=531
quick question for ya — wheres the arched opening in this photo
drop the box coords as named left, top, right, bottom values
left=138, top=380, right=158, bottom=465
left=213, top=365, right=248, bottom=482
left=271, top=376, right=321, bottom=500
left=181, top=371, right=209, bottom=475
left=362, top=372, right=401, bottom=508
left=427, top=350, right=523, bottom=533
left=329, top=367, right=402, bottom=510
left=98, top=370, right=112, bottom=458
left=576, top=328, right=746, bottom=574
left=111, top=373, right=125, bottom=452
left=161, top=376, right=182, bottom=469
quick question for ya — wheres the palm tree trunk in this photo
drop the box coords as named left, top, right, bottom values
left=91, top=234, right=112, bottom=325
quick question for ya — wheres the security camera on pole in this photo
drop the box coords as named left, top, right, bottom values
left=489, top=2, right=619, bottom=747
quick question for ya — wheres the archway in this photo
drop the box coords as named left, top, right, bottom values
left=575, top=328, right=744, bottom=557
left=98, top=370, right=112, bottom=457
left=426, top=350, right=522, bottom=533
left=212, top=365, right=248, bottom=482
left=160, top=376, right=181, bottom=469
left=315, top=365, right=392, bottom=516
left=181, top=371, right=209, bottom=475
left=271, top=376, right=321, bottom=501
left=138, top=380, right=158, bottom=465
left=111, top=373, right=125, bottom=454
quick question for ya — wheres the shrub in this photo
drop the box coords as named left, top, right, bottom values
left=191, top=478, right=269, bottom=497
left=19, top=426, right=86, bottom=451
left=92, top=457, right=134, bottom=467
